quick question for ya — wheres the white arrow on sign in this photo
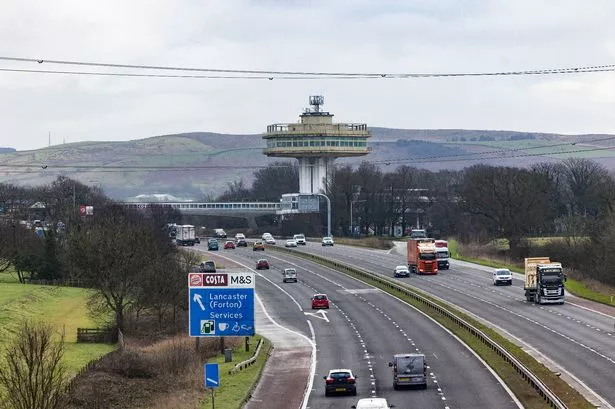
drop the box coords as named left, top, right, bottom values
left=304, top=310, right=329, bottom=322
left=193, top=293, right=206, bottom=311
left=206, top=377, right=218, bottom=386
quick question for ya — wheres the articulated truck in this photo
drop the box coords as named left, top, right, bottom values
left=524, top=257, right=566, bottom=304
left=434, top=240, right=449, bottom=270
left=407, top=239, right=438, bottom=275
left=175, top=224, right=196, bottom=246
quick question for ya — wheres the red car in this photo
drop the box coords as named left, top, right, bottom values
left=256, top=259, right=270, bottom=270
left=224, top=240, right=236, bottom=249
left=311, top=294, right=329, bottom=309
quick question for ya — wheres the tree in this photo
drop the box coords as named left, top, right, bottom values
left=560, top=158, right=615, bottom=222
left=217, top=179, right=252, bottom=202
left=459, top=165, right=553, bottom=257
left=250, top=162, right=298, bottom=201
left=68, top=205, right=175, bottom=331
left=0, top=322, right=68, bottom=409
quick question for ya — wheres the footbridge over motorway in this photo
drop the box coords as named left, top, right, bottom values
left=122, top=202, right=281, bottom=229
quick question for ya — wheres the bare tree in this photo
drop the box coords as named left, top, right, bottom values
left=459, top=165, right=553, bottom=257
left=0, top=322, right=68, bottom=409
left=68, top=205, right=174, bottom=331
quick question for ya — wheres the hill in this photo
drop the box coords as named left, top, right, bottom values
left=1, top=129, right=614, bottom=200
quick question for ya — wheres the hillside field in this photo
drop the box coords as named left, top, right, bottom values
left=0, top=272, right=114, bottom=373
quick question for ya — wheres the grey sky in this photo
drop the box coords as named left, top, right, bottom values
left=1, top=0, right=615, bottom=151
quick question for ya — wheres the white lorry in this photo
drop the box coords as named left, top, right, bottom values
left=175, top=224, right=196, bottom=246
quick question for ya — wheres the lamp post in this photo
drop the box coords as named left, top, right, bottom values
left=315, top=193, right=331, bottom=238
left=350, top=199, right=366, bottom=237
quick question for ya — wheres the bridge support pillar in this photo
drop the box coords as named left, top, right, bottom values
left=246, top=216, right=258, bottom=232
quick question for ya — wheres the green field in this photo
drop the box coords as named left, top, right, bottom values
left=0, top=281, right=115, bottom=373
left=444, top=140, right=615, bottom=159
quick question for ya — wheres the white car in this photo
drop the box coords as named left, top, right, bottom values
left=394, top=265, right=410, bottom=277
left=293, top=234, right=306, bottom=245
left=235, top=233, right=246, bottom=241
left=321, top=236, right=334, bottom=246
left=493, top=268, right=513, bottom=286
left=352, top=398, right=395, bottom=409
left=285, top=239, right=298, bottom=247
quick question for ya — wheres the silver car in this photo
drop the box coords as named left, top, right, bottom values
left=493, top=268, right=513, bottom=285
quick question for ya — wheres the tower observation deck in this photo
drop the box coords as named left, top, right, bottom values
left=263, top=96, right=371, bottom=194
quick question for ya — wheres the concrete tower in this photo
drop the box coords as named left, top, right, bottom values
left=263, top=96, right=371, bottom=194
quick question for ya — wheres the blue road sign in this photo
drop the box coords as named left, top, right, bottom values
left=205, top=363, right=219, bottom=388
left=189, top=272, right=255, bottom=337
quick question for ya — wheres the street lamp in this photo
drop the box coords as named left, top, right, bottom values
left=350, top=199, right=366, bottom=237
left=314, top=193, right=331, bottom=238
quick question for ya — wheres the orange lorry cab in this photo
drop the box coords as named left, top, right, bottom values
left=407, top=239, right=438, bottom=275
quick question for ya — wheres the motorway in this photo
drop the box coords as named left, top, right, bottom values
left=200, top=245, right=520, bottom=409
left=287, top=241, right=615, bottom=408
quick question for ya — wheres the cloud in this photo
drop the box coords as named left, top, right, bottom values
left=1, top=0, right=615, bottom=150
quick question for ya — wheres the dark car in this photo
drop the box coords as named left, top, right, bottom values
left=224, top=240, right=236, bottom=249
left=208, top=239, right=219, bottom=251
left=324, top=369, right=357, bottom=396
left=194, top=237, right=200, bottom=244
left=256, top=259, right=269, bottom=270
left=236, top=238, right=248, bottom=247
left=199, top=261, right=216, bottom=273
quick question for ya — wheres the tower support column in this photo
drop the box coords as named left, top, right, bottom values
left=297, top=157, right=335, bottom=194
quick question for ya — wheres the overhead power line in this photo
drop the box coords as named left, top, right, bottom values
left=1, top=56, right=615, bottom=79
left=2, top=140, right=615, bottom=175
left=0, top=68, right=371, bottom=80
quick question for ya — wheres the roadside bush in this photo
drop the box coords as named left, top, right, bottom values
left=0, top=322, right=69, bottom=409
left=106, top=350, right=155, bottom=379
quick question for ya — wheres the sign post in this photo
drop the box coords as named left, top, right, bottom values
left=189, top=272, right=255, bottom=337
left=205, top=363, right=219, bottom=409
left=191, top=272, right=254, bottom=409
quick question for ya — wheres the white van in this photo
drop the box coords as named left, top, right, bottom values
left=282, top=268, right=297, bottom=283
left=352, top=398, right=395, bottom=409
left=389, top=353, right=427, bottom=389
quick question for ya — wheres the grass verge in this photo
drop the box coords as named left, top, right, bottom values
left=330, top=237, right=394, bottom=250
left=0, top=283, right=115, bottom=373
left=448, top=239, right=615, bottom=308
left=199, top=335, right=271, bottom=409
left=271, top=246, right=593, bottom=409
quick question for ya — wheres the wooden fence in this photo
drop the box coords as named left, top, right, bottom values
left=76, top=327, right=117, bottom=343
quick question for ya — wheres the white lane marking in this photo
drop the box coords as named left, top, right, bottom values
left=301, top=279, right=378, bottom=398
left=308, top=250, right=615, bottom=362
left=254, top=294, right=317, bottom=409
left=214, top=252, right=304, bottom=311
left=214, top=252, right=317, bottom=408
left=302, top=320, right=317, bottom=409
left=296, top=248, right=613, bottom=409
left=304, top=310, right=330, bottom=322
left=281, top=249, right=520, bottom=408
